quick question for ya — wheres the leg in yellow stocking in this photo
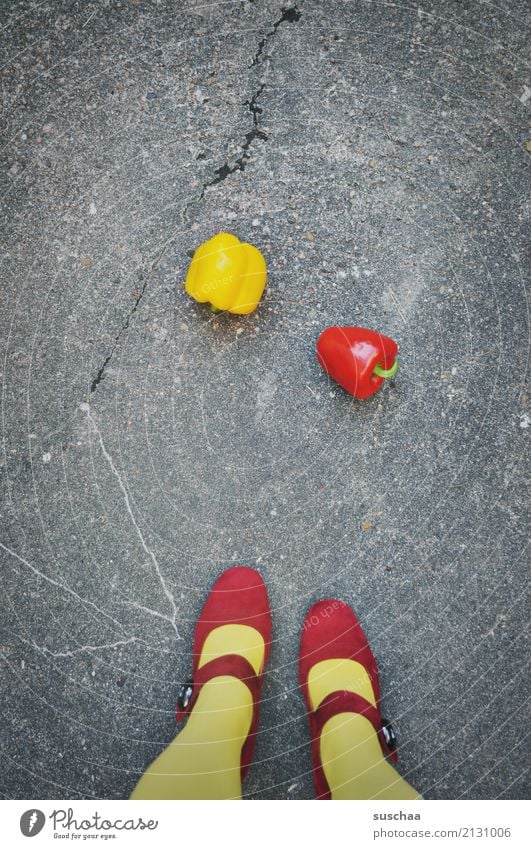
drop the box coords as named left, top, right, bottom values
left=309, top=658, right=422, bottom=800
left=320, top=713, right=421, bottom=800
left=131, top=624, right=264, bottom=800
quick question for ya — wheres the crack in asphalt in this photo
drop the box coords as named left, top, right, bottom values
left=196, top=5, right=302, bottom=198
left=90, top=285, right=145, bottom=394
left=198, top=83, right=267, bottom=196
left=251, top=4, right=302, bottom=67
left=89, top=239, right=172, bottom=394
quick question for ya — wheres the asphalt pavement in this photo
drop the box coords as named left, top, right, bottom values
left=0, top=0, right=529, bottom=799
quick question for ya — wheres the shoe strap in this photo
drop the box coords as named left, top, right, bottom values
left=176, top=653, right=259, bottom=723
left=313, top=690, right=395, bottom=760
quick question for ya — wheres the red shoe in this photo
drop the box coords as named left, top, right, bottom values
left=176, top=566, right=272, bottom=780
left=299, top=599, right=398, bottom=799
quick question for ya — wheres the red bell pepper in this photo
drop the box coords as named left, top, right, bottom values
left=316, top=326, right=399, bottom=399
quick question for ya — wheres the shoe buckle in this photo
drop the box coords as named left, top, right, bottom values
left=177, top=681, right=194, bottom=711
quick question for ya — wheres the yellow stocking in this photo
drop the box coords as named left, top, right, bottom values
left=130, top=624, right=265, bottom=800
left=308, top=659, right=422, bottom=800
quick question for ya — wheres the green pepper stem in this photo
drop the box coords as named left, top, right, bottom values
left=373, top=360, right=398, bottom=379
left=210, top=305, right=221, bottom=313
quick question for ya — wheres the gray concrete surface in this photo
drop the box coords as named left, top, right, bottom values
left=0, top=0, right=529, bottom=800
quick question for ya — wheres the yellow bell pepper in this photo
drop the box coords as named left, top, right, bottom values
left=185, top=232, right=267, bottom=314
